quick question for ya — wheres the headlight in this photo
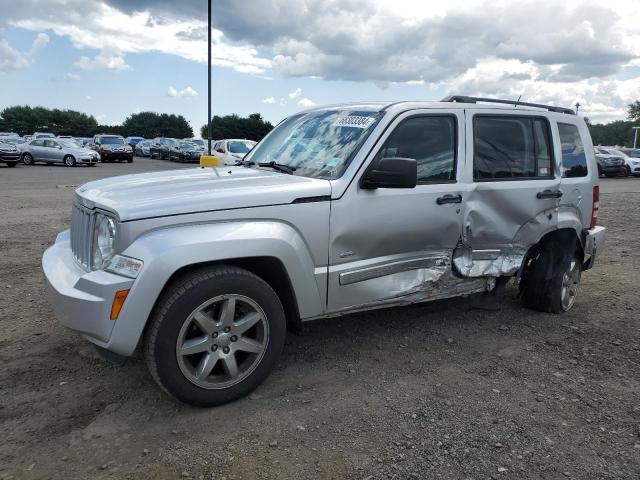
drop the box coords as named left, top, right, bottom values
left=92, top=214, right=116, bottom=269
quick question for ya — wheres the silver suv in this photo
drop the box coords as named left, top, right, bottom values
left=43, top=97, right=606, bottom=406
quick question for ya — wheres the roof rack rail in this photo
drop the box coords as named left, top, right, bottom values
left=441, top=95, right=575, bottom=115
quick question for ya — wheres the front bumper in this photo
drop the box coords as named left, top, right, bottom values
left=0, top=153, right=20, bottom=162
left=100, top=150, right=133, bottom=161
left=582, top=225, right=606, bottom=270
left=601, top=165, right=626, bottom=175
left=79, top=156, right=99, bottom=164
left=43, top=230, right=134, bottom=351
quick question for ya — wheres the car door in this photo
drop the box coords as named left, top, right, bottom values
left=44, top=140, right=63, bottom=162
left=327, top=109, right=466, bottom=312
left=28, top=140, right=44, bottom=160
left=457, top=110, right=560, bottom=277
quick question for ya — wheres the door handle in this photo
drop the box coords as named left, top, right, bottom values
left=436, top=194, right=462, bottom=205
left=536, top=189, right=563, bottom=199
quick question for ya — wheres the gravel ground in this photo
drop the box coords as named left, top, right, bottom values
left=1, top=158, right=639, bottom=480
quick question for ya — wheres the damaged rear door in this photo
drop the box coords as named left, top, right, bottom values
left=327, top=109, right=466, bottom=312
left=454, top=111, right=561, bottom=277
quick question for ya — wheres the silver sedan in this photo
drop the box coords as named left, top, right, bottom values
left=21, top=139, right=100, bottom=166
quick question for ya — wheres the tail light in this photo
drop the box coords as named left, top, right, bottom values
left=590, top=185, right=600, bottom=229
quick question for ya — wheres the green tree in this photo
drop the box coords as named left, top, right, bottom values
left=628, top=100, right=640, bottom=121
left=0, top=105, right=98, bottom=136
left=201, top=113, right=273, bottom=142
left=588, top=120, right=639, bottom=147
left=122, top=111, right=193, bottom=138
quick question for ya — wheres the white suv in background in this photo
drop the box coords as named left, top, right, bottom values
left=213, top=139, right=257, bottom=165
left=596, top=146, right=640, bottom=177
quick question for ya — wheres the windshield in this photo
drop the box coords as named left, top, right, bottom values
left=244, top=110, right=382, bottom=179
left=180, top=142, right=194, bottom=149
left=228, top=140, right=255, bottom=154
left=102, top=136, right=125, bottom=145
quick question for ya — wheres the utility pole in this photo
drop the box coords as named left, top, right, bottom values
left=207, top=0, right=212, bottom=156
left=633, top=126, right=639, bottom=149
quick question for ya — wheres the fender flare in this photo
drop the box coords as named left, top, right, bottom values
left=107, top=221, right=325, bottom=356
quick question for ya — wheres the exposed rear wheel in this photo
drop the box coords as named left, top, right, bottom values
left=520, top=240, right=582, bottom=313
left=144, top=265, right=286, bottom=407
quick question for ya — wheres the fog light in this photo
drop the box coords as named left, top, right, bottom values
left=110, top=290, right=130, bottom=320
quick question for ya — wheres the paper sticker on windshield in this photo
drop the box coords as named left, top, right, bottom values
left=333, top=116, right=376, bottom=129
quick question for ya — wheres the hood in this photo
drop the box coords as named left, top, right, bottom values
left=76, top=166, right=331, bottom=221
left=70, top=147, right=97, bottom=156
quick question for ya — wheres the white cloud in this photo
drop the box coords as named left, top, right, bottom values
left=288, top=87, right=302, bottom=99
left=168, top=85, right=199, bottom=98
left=297, top=97, right=316, bottom=107
left=262, top=96, right=276, bottom=104
left=86, top=95, right=92, bottom=100
left=0, top=40, right=30, bottom=72
left=28, top=33, right=49, bottom=55
left=73, top=47, right=131, bottom=71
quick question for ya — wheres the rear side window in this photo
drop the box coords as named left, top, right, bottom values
left=558, top=123, right=588, bottom=178
left=473, top=116, right=553, bottom=180
left=375, top=116, right=456, bottom=183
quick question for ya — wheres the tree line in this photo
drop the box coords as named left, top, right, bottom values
left=2, top=102, right=638, bottom=147
left=0, top=106, right=194, bottom=138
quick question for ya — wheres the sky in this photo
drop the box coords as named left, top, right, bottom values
left=0, top=0, right=639, bottom=134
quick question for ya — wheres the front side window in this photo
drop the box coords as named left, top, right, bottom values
left=243, top=109, right=382, bottom=179
left=473, top=116, right=553, bottom=180
left=558, top=123, right=588, bottom=178
left=44, top=140, right=58, bottom=148
left=374, top=116, right=456, bottom=183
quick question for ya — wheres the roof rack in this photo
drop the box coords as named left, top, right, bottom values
left=441, top=95, right=575, bottom=115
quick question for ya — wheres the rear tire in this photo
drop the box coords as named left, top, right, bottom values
left=22, top=153, right=34, bottom=165
left=520, top=240, right=582, bottom=313
left=144, top=265, right=286, bottom=407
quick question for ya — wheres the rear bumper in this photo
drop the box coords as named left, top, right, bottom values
left=42, top=230, right=135, bottom=352
left=582, top=226, right=606, bottom=270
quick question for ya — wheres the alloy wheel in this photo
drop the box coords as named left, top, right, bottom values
left=176, top=294, right=269, bottom=389
left=560, top=258, right=581, bottom=311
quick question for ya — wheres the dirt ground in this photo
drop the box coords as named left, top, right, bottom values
left=1, top=158, right=639, bottom=480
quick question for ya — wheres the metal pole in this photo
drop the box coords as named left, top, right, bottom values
left=633, top=127, right=639, bottom=149
left=207, top=0, right=212, bottom=155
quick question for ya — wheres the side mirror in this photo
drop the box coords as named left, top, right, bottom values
left=57, top=145, right=62, bottom=150
left=360, top=157, right=417, bottom=189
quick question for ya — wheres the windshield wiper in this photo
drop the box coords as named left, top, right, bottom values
left=258, top=161, right=296, bottom=175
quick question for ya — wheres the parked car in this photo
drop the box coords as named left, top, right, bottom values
left=0, top=141, right=21, bottom=167
left=168, top=141, right=204, bottom=163
left=594, top=148, right=626, bottom=177
left=134, top=139, right=153, bottom=157
left=23, top=135, right=33, bottom=143
left=90, top=134, right=134, bottom=163
left=596, top=146, right=639, bottom=177
left=213, top=139, right=257, bottom=165
left=21, top=138, right=100, bottom=166
left=149, top=137, right=178, bottom=159
left=57, top=135, right=74, bottom=140
left=0, top=131, right=19, bottom=137
left=620, top=147, right=640, bottom=158
left=0, top=136, right=27, bottom=148
left=595, top=145, right=640, bottom=177
left=33, top=132, right=56, bottom=139
left=126, top=136, right=145, bottom=148
left=43, top=97, right=606, bottom=407
left=182, top=138, right=206, bottom=150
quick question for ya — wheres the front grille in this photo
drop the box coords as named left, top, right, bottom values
left=70, top=204, right=95, bottom=269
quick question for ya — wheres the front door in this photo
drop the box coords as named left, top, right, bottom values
left=457, top=111, right=561, bottom=277
left=327, top=109, right=466, bottom=312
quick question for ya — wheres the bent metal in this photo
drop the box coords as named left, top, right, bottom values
left=43, top=97, right=606, bottom=406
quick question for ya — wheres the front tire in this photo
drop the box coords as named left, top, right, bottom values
left=5, top=161, right=18, bottom=168
left=63, top=155, right=76, bottom=167
left=144, top=265, right=286, bottom=407
left=520, top=240, right=582, bottom=313
left=22, top=153, right=34, bottom=165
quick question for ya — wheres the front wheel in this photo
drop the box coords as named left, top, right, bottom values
left=63, top=155, right=76, bottom=167
left=144, top=266, right=286, bottom=407
left=5, top=161, right=18, bottom=168
left=22, top=153, right=34, bottom=165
